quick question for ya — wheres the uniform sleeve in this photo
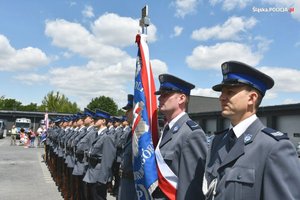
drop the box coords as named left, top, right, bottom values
left=177, top=129, right=208, bottom=200
left=98, top=135, right=117, bottom=184
left=263, top=140, right=300, bottom=200
left=76, top=131, right=94, bottom=153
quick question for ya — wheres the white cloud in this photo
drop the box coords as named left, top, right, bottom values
left=191, top=88, right=219, bottom=97
left=262, top=0, right=300, bottom=22
left=91, top=13, right=157, bottom=48
left=43, top=14, right=166, bottom=108
left=282, top=98, right=300, bottom=104
left=209, top=0, right=253, bottom=11
left=62, top=51, right=73, bottom=59
left=259, top=66, right=300, bottom=92
left=254, top=36, right=273, bottom=54
left=46, top=57, right=167, bottom=108
left=173, top=0, right=199, bottom=18
left=264, top=90, right=277, bottom=100
left=151, top=59, right=168, bottom=75
left=244, top=65, right=300, bottom=106
left=186, top=42, right=262, bottom=70
left=191, top=16, right=257, bottom=41
left=45, top=18, right=129, bottom=65
left=171, top=26, right=183, bottom=38
left=14, top=73, right=48, bottom=85
left=69, top=1, right=77, bottom=7
left=82, top=5, right=94, bottom=18
left=0, top=35, right=49, bottom=72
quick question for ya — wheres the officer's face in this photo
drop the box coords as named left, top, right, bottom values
left=63, top=122, right=68, bottom=127
left=114, top=121, right=120, bottom=127
left=219, top=85, right=257, bottom=125
left=84, top=116, right=93, bottom=125
left=158, top=92, right=185, bottom=115
left=95, top=119, right=104, bottom=127
left=77, top=119, right=83, bottom=126
left=125, top=108, right=133, bottom=124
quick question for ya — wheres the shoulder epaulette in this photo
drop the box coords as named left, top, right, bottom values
left=186, top=120, right=200, bottom=131
left=214, top=129, right=229, bottom=135
left=262, top=127, right=289, bottom=141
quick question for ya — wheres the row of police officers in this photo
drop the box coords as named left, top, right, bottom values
left=45, top=60, right=300, bottom=200
left=45, top=98, right=135, bottom=200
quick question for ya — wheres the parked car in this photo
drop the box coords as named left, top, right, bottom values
left=0, top=120, right=6, bottom=139
left=297, top=142, right=300, bottom=158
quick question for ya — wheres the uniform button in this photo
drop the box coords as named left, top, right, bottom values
left=237, top=175, right=241, bottom=180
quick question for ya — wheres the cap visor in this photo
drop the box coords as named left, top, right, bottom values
left=212, top=83, right=223, bottom=91
left=122, top=105, right=132, bottom=110
left=154, top=90, right=161, bottom=95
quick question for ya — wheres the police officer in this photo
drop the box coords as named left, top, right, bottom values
left=70, top=112, right=87, bottom=200
left=56, top=117, right=69, bottom=194
left=153, top=74, right=207, bottom=200
left=72, top=108, right=96, bottom=200
left=106, top=117, right=115, bottom=193
left=83, top=109, right=112, bottom=200
left=203, top=61, right=300, bottom=199
left=47, top=117, right=61, bottom=184
left=112, top=116, right=123, bottom=196
left=118, top=94, right=138, bottom=200
left=60, top=115, right=74, bottom=199
left=64, top=114, right=81, bottom=200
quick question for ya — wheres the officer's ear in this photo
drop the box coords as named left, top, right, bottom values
left=247, top=89, right=259, bottom=108
left=177, top=92, right=187, bottom=106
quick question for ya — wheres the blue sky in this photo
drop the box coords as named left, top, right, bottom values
left=0, top=0, right=299, bottom=109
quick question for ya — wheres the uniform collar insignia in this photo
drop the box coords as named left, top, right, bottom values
left=173, top=125, right=179, bottom=133
left=272, top=131, right=284, bottom=136
left=244, top=134, right=253, bottom=144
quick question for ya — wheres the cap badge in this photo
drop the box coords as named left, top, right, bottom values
left=222, top=63, right=229, bottom=74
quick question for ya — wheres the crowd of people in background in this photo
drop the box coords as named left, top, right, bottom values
left=10, top=124, right=47, bottom=148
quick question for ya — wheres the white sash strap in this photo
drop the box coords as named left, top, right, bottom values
left=155, top=136, right=178, bottom=189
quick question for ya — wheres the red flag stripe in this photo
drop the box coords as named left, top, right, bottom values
left=138, top=36, right=159, bottom=146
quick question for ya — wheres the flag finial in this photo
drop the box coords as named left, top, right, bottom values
left=139, top=5, right=150, bottom=34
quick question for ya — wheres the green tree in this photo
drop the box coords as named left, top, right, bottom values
left=40, top=91, right=80, bottom=113
left=87, top=96, right=118, bottom=116
left=0, top=97, right=22, bottom=110
left=117, top=109, right=125, bottom=116
left=0, top=96, right=5, bottom=109
left=20, top=103, right=38, bottom=111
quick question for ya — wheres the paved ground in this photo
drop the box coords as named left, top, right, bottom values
left=0, top=137, right=115, bottom=200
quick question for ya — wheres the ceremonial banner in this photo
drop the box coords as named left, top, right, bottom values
left=44, top=112, right=49, bottom=130
left=41, top=112, right=48, bottom=143
left=132, top=33, right=159, bottom=200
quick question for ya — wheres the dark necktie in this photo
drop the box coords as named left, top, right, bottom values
left=227, top=129, right=237, bottom=151
left=162, top=125, right=170, bottom=139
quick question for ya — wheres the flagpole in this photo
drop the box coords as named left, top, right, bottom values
left=139, top=5, right=150, bottom=34
left=132, top=5, right=159, bottom=199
